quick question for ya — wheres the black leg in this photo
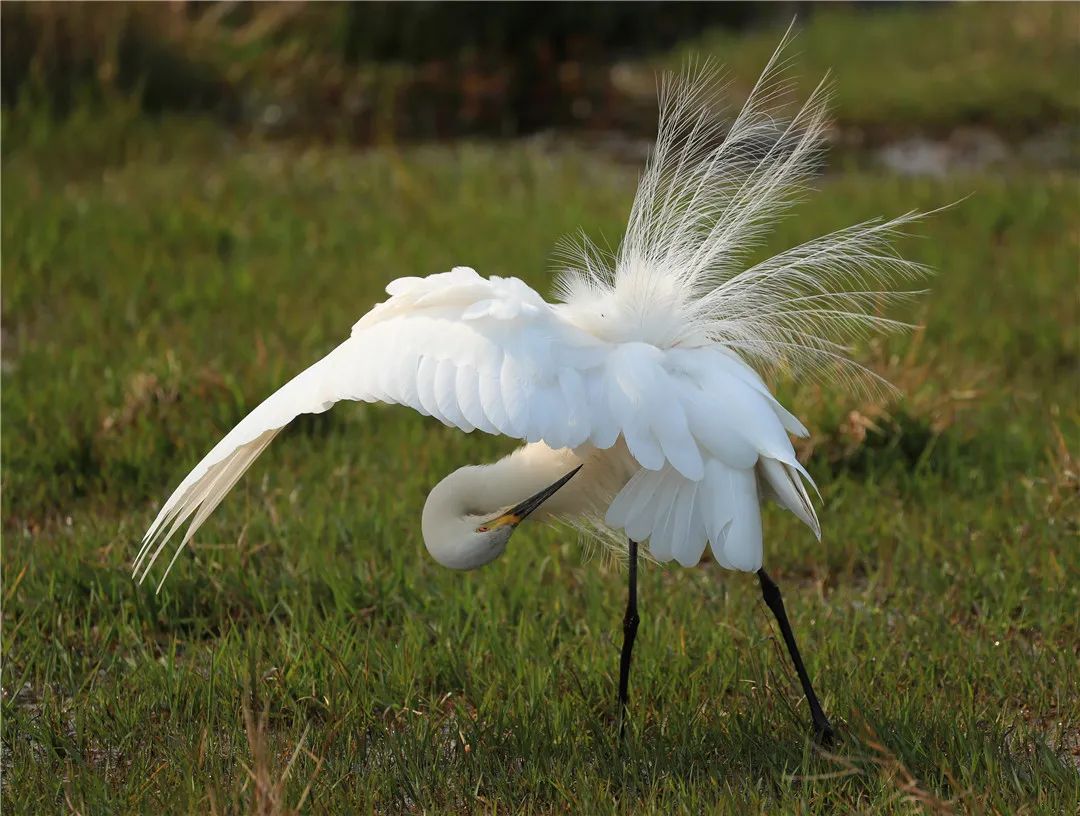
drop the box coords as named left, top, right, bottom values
left=757, top=569, right=836, bottom=744
left=618, top=538, right=640, bottom=737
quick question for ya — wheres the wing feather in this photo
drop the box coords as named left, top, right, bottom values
left=478, top=354, right=511, bottom=432
left=556, top=368, right=591, bottom=449
left=415, top=355, right=442, bottom=420
left=670, top=479, right=704, bottom=567
left=499, top=354, right=531, bottom=439
left=455, top=364, right=495, bottom=434
left=435, top=358, right=473, bottom=432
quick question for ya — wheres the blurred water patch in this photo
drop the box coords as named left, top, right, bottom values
left=876, top=126, right=1078, bottom=176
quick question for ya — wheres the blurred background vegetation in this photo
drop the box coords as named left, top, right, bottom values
left=3, top=3, right=1079, bottom=814
left=5, top=2, right=1078, bottom=146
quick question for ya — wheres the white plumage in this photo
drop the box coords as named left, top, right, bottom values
left=135, top=31, right=926, bottom=591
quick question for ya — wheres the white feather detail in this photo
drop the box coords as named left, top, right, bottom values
left=759, top=456, right=821, bottom=539
left=709, top=460, right=763, bottom=572
left=670, top=479, right=704, bottom=567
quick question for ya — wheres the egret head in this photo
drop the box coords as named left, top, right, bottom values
left=422, top=463, right=582, bottom=570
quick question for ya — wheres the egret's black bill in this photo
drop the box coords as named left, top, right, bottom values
left=507, top=464, right=583, bottom=521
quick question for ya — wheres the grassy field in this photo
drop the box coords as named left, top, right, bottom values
left=4, top=8, right=1079, bottom=815
left=662, top=3, right=1080, bottom=135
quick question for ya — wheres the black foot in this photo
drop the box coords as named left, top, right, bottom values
left=813, top=718, right=837, bottom=747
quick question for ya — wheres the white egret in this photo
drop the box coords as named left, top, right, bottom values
left=136, top=33, right=931, bottom=743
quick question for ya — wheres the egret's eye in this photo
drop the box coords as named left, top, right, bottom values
left=476, top=525, right=490, bottom=533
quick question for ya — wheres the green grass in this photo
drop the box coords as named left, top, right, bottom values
left=6, top=3, right=1079, bottom=148
left=4, top=132, right=1077, bottom=813
left=4, top=10, right=1080, bottom=811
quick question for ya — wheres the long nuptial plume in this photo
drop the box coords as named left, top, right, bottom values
left=556, top=24, right=933, bottom=393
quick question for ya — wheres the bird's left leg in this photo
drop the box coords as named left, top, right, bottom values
left=757, top=568, right=836, bottom=744
left=618, top=538, right=640, bottom=737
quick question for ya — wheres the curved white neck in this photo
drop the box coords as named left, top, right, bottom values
left=421, top=445, right=584, bottom=569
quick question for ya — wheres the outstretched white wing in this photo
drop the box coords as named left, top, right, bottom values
left=135, top=266, right=592, bottom=583
left=136, top=266, right=814, bottom=585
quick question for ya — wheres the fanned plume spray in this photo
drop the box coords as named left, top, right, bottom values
left=556, top=24, right=932, bottom=393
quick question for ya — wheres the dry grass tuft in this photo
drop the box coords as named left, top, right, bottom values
left=794, top=332, right=986, bottom=469
left=208, top=700, right=322, bottom=816
left=1043, top=421, right=1079, bottom=517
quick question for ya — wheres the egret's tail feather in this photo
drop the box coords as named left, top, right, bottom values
left=556, top=24, right=931, bottom=392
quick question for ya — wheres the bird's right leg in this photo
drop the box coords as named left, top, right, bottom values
left=757, top=568, right=836, bottom=744
left=618, top=538, right=640, bottom=737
